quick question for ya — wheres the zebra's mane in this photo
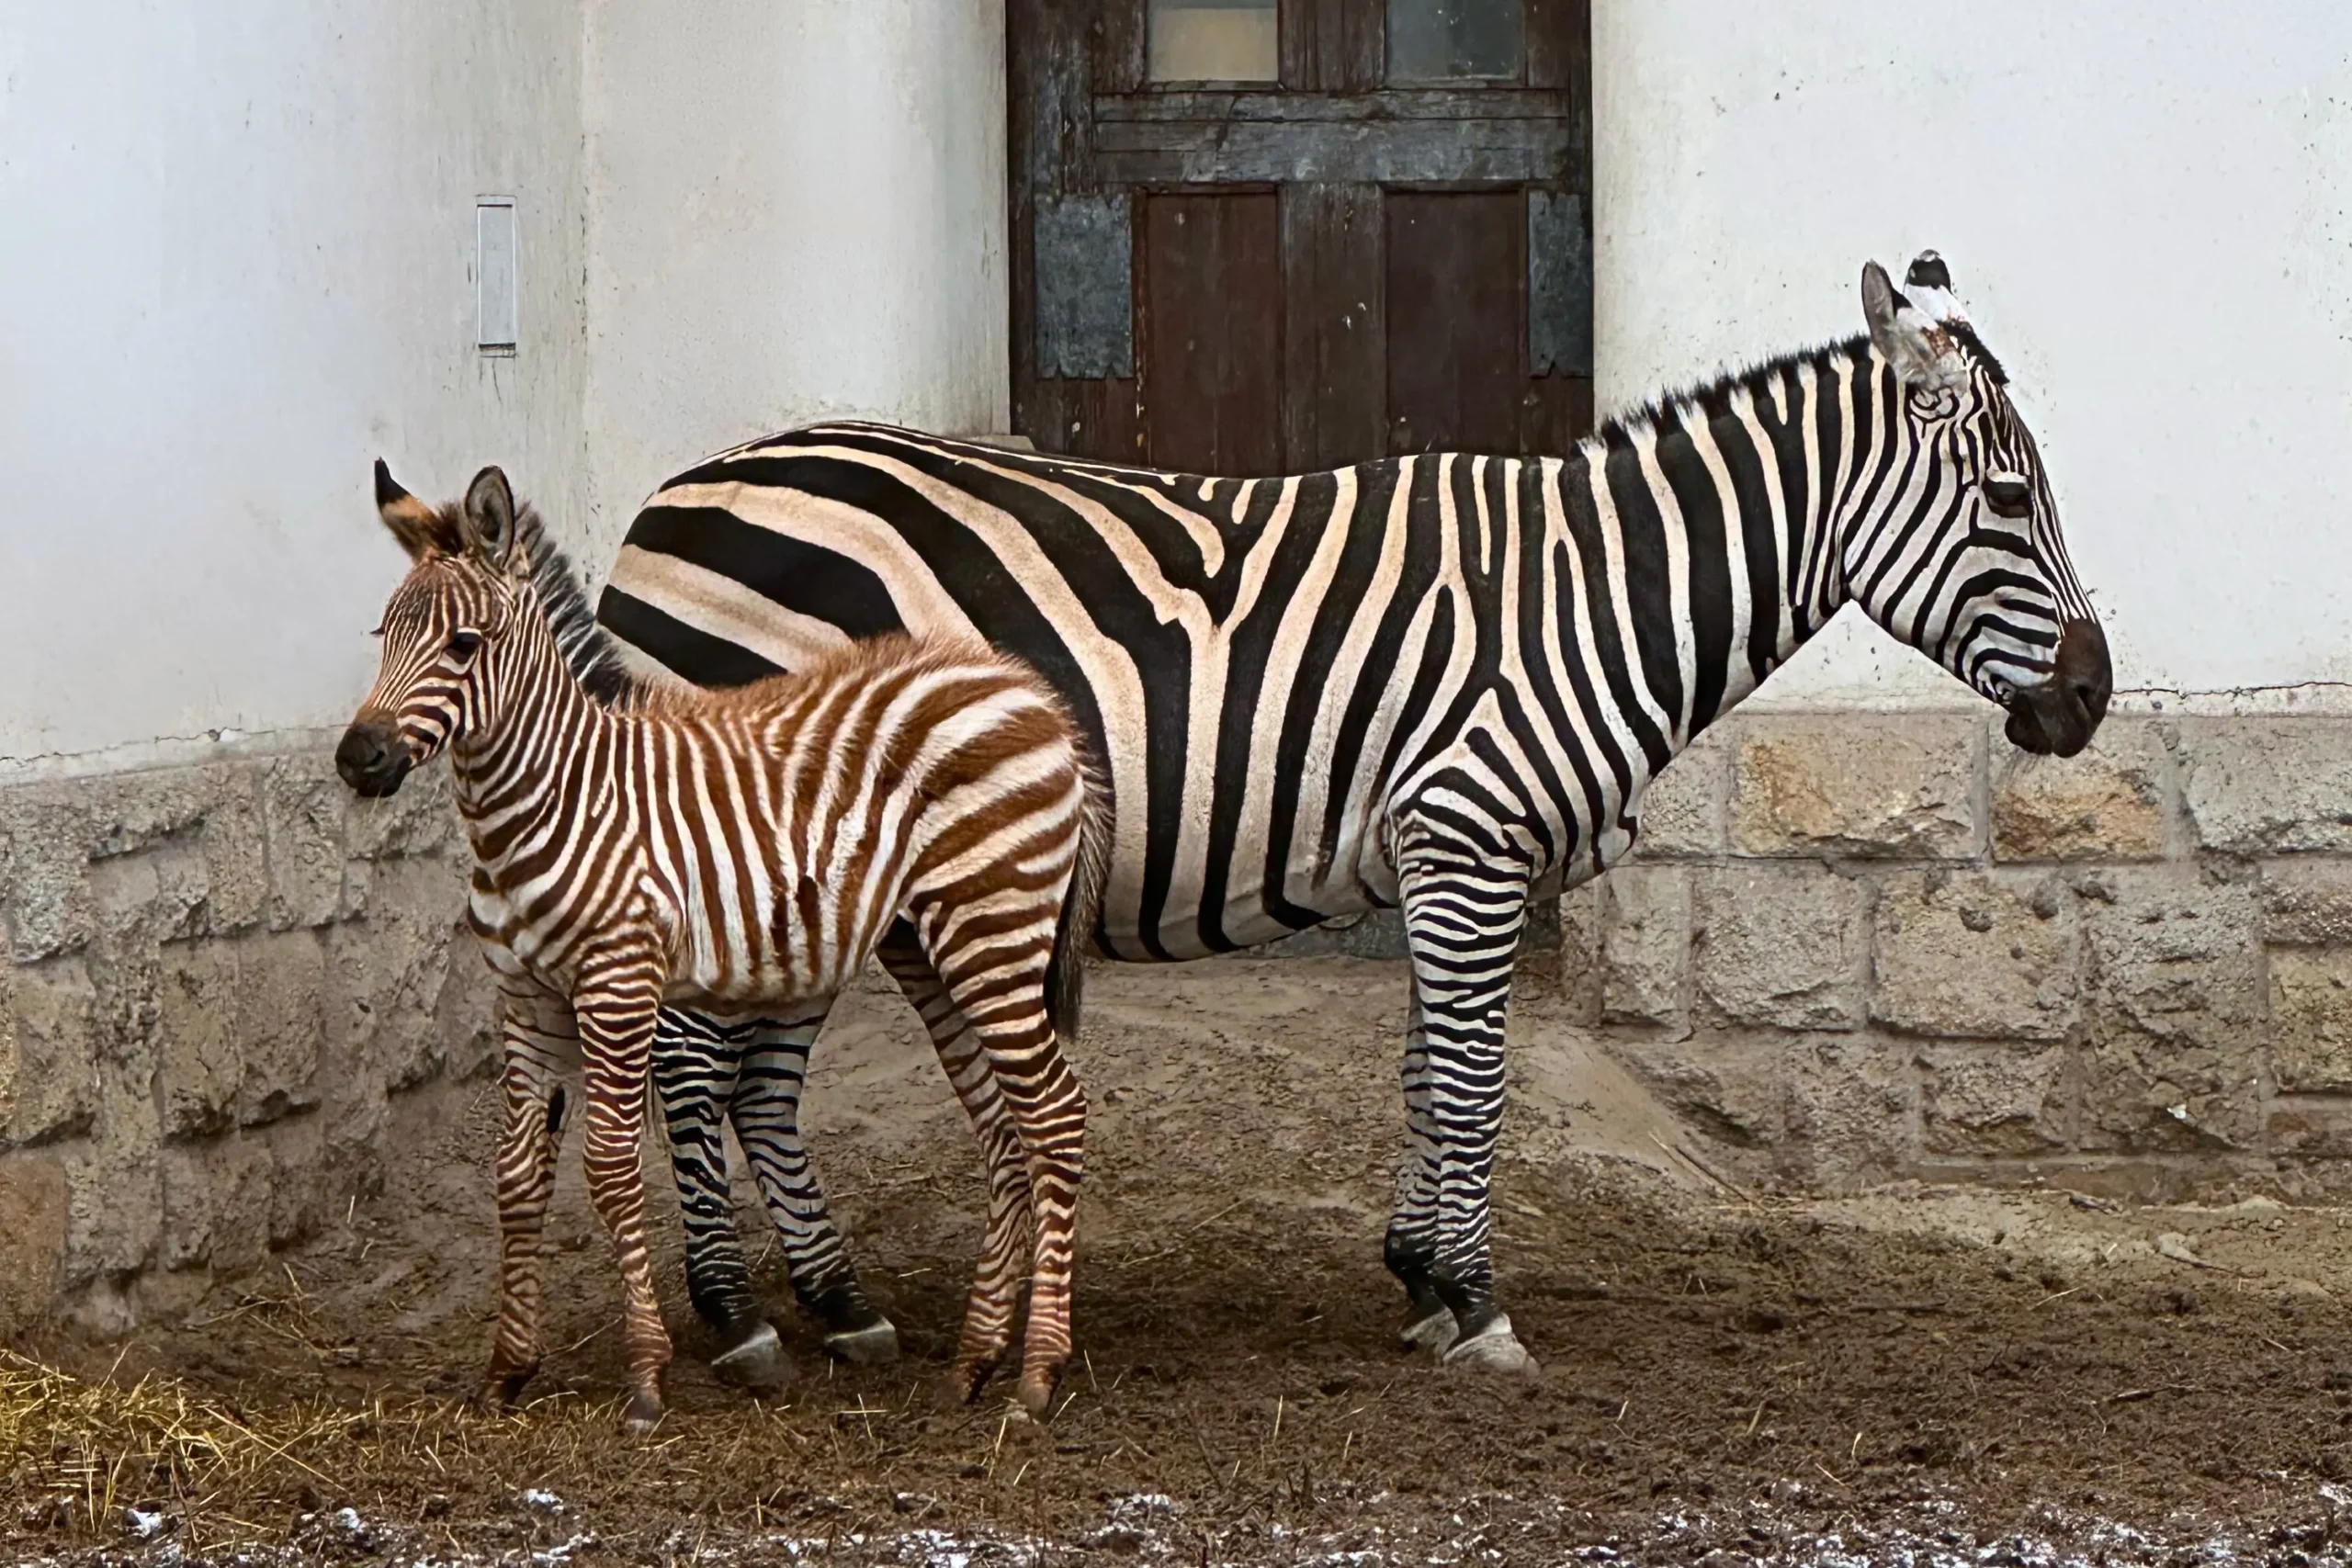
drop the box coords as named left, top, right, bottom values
left=512, top=507, right=642, bottom=708
left=1600, top=333, right=1874, bottom=445
left=1601, top=320, right=2010, bottom=446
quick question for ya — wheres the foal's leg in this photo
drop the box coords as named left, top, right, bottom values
left=571, top=943, right=675, bottom=1431
left=876, top=923, right=1035, bottom=1405
left=477, top=979, right=580, bottom=1411
left=652, top=1006, right=794, bottom=1391
left=919, top=906, right=1088, bottom=1419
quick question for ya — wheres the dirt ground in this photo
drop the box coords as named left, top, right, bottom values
left=14, top=955, right=2352, bottom=1565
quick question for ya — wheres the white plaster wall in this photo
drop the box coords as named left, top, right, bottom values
left=0, top=2, right=592, bottom=761
left=1593, top=2, right=2352, bottom=703
left=579, top=0, right=1010, bottom=574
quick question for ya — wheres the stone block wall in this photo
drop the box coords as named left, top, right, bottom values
left=0, top=739, right=494, bottom=1337
left=8, top=710, right=2352, bottom=1337
left=1522, top=707, right=2352, bottom=1197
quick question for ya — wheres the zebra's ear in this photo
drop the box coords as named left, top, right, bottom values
left=1861, top=260, right=1968, bottom=390
left=374, top=459, right=449, bottom=561
left=459, top=466, right=519, bottom=570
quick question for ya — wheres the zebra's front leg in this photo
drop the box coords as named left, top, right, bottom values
left=730, top=1017, right=901, bottom=1364
left=572, top=947, right=675, bottom=1432
left=1394, top=831, right=1540, bottom=1375
left=476, top=980, right=578, bottom=1412
left=1386, top=977, right=1460, bottom=1356
left=652, top=1008, right=794, bottom=1393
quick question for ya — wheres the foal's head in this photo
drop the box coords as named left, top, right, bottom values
left=336, top=462, right=536, bottom=797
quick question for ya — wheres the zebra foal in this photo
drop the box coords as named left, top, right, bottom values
left=335, top=463, right=1106, bottom=1427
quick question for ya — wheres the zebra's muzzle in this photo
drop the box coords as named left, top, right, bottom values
left=335, top=721, right=414, bottom=797
left=2002, top=617, right=2111, bottom=759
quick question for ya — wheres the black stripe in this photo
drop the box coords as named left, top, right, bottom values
left=597, top=588, right=783, bottom=688
left=1651, top=409, right=1733, bottom=732
left=627, top=503, right=905, bottom=642
left=1600, top=426, right=1683, bottom=734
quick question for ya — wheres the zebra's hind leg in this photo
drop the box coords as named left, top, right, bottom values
left=912, top=908, right=1087, bottom=1423
left=652, top=1008, right=794, bottom=1393
left=1393, top=815, right=1542, bottom=1376
left=1386, top=976, right=1460, bottom=1357
left=729, top=1015, right=901, bottom=1365
left=877, top=925, right=1035, bottom=1409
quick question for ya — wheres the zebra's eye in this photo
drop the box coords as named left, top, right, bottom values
left=1982, top=474, right=2033, bottom=518
left=447, top=630, right=483, bottom=660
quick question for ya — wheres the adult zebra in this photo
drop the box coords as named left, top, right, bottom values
left=602, top=254, right=2110, bottom=1375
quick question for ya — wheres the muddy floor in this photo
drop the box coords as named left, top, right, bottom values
left=13, top=956, right=2352, bottom=1565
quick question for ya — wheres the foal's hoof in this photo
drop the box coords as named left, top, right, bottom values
left=1399, top=1303, right=1461, bottom=1358
left=710, top=1318, right=793, bottom=1392
left=938, top=1356, right=1003, bottom=1410
left=622, top=1390, right=668, bottom=1435
left=822, top=1317, right=902, bottom=1367
left=469, top=1366, right=537, bottom=1415
left=1441, top=1314, right=1539, bottom=1375
left=1016, top=1362, right=1067, bottom=1421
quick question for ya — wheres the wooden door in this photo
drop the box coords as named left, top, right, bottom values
left=1012, top=0, right=1591, bottom=476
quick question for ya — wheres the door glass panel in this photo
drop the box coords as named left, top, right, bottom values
left=1386, top=0, right=1522, bottom=82
left=1148, top=0, right=1279, bottom=84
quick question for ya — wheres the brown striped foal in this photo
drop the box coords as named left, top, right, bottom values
left=337, top=464, right=1104, bottom=1427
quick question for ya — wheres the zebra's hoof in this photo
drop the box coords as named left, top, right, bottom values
left=1441, top=1314, right=1539, bottom=1375
left=823, top=1318, right=902, bottom=1366
left=622, top=1390, right=668, bottom=1435
left=1399, top=1303, right=1461, bottom=1358
left=1017, top=1360, right=1067, bottom=1421
left=710, top=1318, right=793, bottom=1392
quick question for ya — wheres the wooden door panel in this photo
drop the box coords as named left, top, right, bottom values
left=1012, top=0, right=1591, bottom=474
left=1140, top=192, right=1284, bottom=476
left=1385, top=190, right=1525, bottom=456
left=1281, top=182, right=1385, bottom=472
left=1282, top=0, right=1382, bottom=91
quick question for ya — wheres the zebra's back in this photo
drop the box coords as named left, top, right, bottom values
left=601, top=422, right=1636, bottom=963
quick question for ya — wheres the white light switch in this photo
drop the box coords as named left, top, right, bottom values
left=476, top=197, right=517, bottom=354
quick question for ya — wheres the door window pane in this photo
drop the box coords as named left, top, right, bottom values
left=1386, top=0, right=1522, bottom=82
left=1149, top=0, right=1279, bottom=84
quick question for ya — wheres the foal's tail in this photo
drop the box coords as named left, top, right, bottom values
left=1044, top=757, right=1111, bottom=1044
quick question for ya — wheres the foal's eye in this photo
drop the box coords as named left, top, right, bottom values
left=447, top=630, right=483, bottom=659
left=1982, top=474, right=2033, bottom=518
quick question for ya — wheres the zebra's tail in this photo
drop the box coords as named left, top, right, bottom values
left=1044, top=761, right=1111, bottom=1044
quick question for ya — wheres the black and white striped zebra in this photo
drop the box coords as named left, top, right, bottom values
left=604, top=253, right=2110, bottom=1373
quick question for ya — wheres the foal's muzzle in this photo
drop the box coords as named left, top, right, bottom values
left=336, top=720, right=413, bottom=797
left=2002, top=618, right=2112, bottom=759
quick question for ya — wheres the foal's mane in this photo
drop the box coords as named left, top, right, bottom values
left=513, top=506, right=644, bottom=708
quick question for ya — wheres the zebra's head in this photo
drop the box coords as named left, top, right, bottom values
left=337, top=462, right=531, bottom=798
left=1847, top=253, right=2109, bottom=757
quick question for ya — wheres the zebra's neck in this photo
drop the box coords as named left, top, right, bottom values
left=1589, top=339, right=1877, bottom=764
left=447, top=594, right=626, bottom=873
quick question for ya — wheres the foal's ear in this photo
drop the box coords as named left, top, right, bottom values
left=374, top=459, right=447, bottom=560
left=459, top=466, right=519, bottom=570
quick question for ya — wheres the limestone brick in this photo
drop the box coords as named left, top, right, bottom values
left=1730, top=713, right=1980, bottom=860
left=1991, top=718, right=2170, bottom=863
left=1692, top=865, right=1864, bottom=1032
left=1871, top=871, right=2078, bottom=1041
